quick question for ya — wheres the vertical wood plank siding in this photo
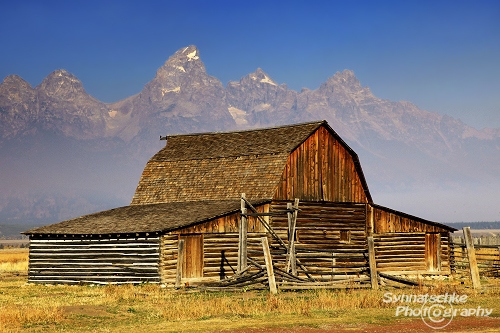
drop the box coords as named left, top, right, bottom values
left=373, top=206, right=449, bottom=233
left=173, top=204, right=269, bottom=235
left=275, top=127, right=367, bottom=202
left=28, top=236, right=160, bottom=284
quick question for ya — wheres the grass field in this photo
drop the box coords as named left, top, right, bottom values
left=1, top=248, right=500, bottom=332
left=0, top=248, right=29, bottom=273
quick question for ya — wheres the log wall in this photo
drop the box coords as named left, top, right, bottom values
left=274, top=126, right=368, bottom=203
left=270, top=201, right=369, bottom=281
left=160, top=205, right=269, bottom=285
left=372, top=232, right=450, bottom=273
left=28, top=235, right=160, bottom=284
left=159, top=232, right=266, bottom=285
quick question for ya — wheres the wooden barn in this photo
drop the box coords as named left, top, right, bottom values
left=23, top=120, right=456, bottom=288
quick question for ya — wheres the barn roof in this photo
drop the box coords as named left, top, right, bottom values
left=24, top=200, right=269, bottom=235
left=131, top=120, right=372, bottom=204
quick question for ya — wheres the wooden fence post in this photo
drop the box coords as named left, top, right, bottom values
left=238, top=193, right=248, bottom=273
left=261, top=236, right=277, bottom=294
left=175, top=239, right=185, bottom=289
left=367, top=236, right=378, bottom=290
left=463, top=227, right=481, bottom=289
left=497, top=247, right=500, bottom=266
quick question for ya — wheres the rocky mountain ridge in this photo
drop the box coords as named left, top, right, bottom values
left=2, top=45, right=498, bottom=150
left=1, top=45, right=499, bottom=226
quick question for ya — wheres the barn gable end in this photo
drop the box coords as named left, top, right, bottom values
left=275, top=125, right=370, bottom=202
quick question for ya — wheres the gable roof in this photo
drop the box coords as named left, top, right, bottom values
left=131, top=120, right=372, bottom=204
left=24, top=200, right=269, bottom=235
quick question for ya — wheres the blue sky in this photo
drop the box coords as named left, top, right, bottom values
left=1, top=0, right=499, bottom=129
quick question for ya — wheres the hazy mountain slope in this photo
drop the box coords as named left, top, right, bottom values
left=1, top=45, right=499, bottom=229
left=107, top=45, right=235, bottom=141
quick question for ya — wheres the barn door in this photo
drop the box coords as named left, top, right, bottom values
left=180, top=234, right=204, bottom=278
left=425, top=233, right=441, bottom=271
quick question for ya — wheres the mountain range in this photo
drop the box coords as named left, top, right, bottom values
left=1, top=45, right=499, bottom=231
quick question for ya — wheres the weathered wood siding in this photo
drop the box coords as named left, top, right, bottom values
left=174, top=205, right=269, bottom=234
left=275, top=126, right=368, bottom=203
left=370, top=205, right=451, bottom=273
left=28, top=236, right=160, bottom=284
left=160, top=232, right=266, bottom=285
left=372, top=206, right=449, bottom=233
left=373, top=232, right=450, bottom=273
left=159, top=205, right=269, bottom=285
left=270, top=201, right=369, bottom=280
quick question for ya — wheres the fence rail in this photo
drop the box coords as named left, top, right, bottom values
left=450, top=241, right=500, bottom=278
left=452, top=236, right=500, bottom=246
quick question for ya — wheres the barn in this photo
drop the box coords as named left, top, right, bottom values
left=23, top=120, right=456, bottom=288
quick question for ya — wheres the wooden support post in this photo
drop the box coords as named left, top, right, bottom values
left=497, top=247, right=500, bottom=266
left=238, top=193, right=248, bottom=273
left=436, top=233, right=442, bottom=271
left=285, top=199, right=299, bottom=275
left=449, top=234, right=456, bottom=275
left=463, top=227, right=481, bottom=289
left=261, top=236, right=277, bottom=294
left=368, top=204, right=374, bottom=235
left=367, top=236, right=378, bottom=290
left=175, top=239, right=185, bottom=288
left=291, top=199, right=299, bottom=274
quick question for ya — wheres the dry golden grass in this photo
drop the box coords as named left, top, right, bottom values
left=1, top=275, right=498, bottom=333
left=0, top=247, right=499, bottom=332
left=0, top=303, right=64, bottom=331
left=0, top=248, right=29, bottom=273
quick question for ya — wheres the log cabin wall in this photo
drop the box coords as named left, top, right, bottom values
left=28, top=235, right=161, bottom=284
left=270, top=201, right=369, bottom=281
left=372, top=233, right=450, bottom=273
left=370, top=205, right=451, bottom=273
left=274, top=126, right=368, bottom=203
left=159, top=204, right=269, bottom=285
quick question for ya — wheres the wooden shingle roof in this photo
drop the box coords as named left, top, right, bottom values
left=151, top=121, right=324, bottom=161
left=24, top=200, right=268, bottom=235
left=131, top=120, right=372, bottom=204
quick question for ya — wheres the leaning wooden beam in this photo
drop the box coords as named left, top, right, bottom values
left=242, top=197, right=287, bottom=249
left=279, top=277, right=371, bottom=290
left=261, top=237, right=278, bottom=294
left=279, top=284, right=370, bottom=290
left=247, top=256, right=264, bottom=270
left=238, top=193, right=248, bottom=272
left=463, top=227, right=481, bottom=289
left=273, top=266, right=309, bottom=283
left=295, top=258, right=316, bottom=281
left=367, top=236, right=378, bottom=290
left=214, top=271, right=266, bottom=287
left=378, top=272, right=420, bottom=286
left=175, top=239, right=185, bottom=289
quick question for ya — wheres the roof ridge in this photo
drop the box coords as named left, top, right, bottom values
left=161, top=120, right=326, bottom=138
left=151, top=151, right=286, bottom=162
